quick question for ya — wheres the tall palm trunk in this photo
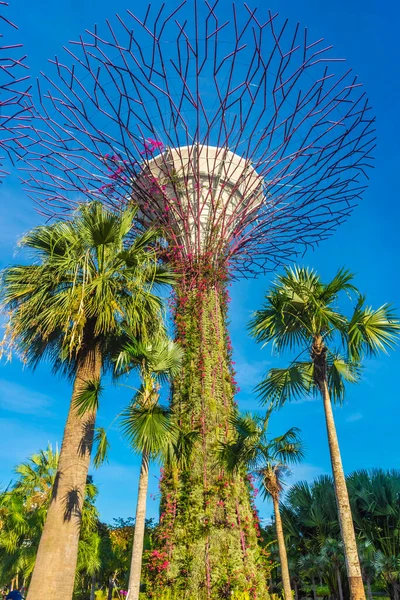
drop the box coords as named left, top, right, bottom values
left=312, top=576, right=317, bottom=600
left=27, top=342, right=102, bottom=600
left=312, top=334, right=365, bottom=600
left=272, top=493, right=293, bottom=600
left=127, top=451, right=150, bottom=600
left=320, top=377, right=365, bottom=600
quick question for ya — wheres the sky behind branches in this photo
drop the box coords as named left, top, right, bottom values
left=0, top=0, right=399, bottom=524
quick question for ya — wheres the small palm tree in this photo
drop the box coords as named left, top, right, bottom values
left=321, top=538, right=346, bottom=600
left=220, top=409, right=304, bottom=600
left=117, top=336, right=183, bottom=600
left=298, top=553, right=324, bottom=600
left=250, top=266, right=400, bottom=600
left=374, top=551, right=400, bottom=600
left=1, top=202, right=174, bottom=600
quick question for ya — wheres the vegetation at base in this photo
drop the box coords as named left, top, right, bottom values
left=0, top=202, right=175, bottom=599
left=2, top=446, right=400, bottom=600
left=264, top=470, right=400, bottom=600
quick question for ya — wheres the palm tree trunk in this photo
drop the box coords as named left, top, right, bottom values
left=366, top=578, right=373, bottom=600
left=336, top=567, right=344, bottom=600
left=27, top=342, right=102, bottom=600
left=272, top=494, right=293, bottom=600
left=320, top=379, right=365, bottom=600
left=127, top=451, right=150, bottom=600
left=293, top=579, right=299, bottom=600
left=312, top=575, right=317, bottom=600
left=90, top=574, right=96, bottom=600
left=107, top=576, right=114, bottom=600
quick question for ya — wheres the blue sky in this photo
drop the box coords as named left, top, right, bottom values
left=0, top=0, right=399, bottom=525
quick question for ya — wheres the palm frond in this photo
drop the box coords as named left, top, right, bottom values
left=74, top=379, right=103, bottom=416
left=256, top=362, right=313, bottom=407
left=93, top=427, right=110, bottom=469
left=120, top=402, right=172, bottom=457
left=327, top=353, right=361, bottom=404
left=348, top=298, right=400, bottom=361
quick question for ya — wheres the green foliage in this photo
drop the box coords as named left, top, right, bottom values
left=93, top=427, right=111, bottom=468
left=266, top=470, right=400, bottom=600
left=219, top=411, right=304, bottom=501
left=74, top=379, right=104, bottom=415
left=0, top=446, right=100, bottom=587
left=146, top=283, right=270, bottom=599
left=121, top=403, right=172, bottom=457
left=251, top=266, right=399, bottom=408
left=1, top=201, right=173, bottom=373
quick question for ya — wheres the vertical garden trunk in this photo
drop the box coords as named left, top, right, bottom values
left=320, top=378, right=366, bottom=600
left=272, top=494, right=293, bottom=600
left=128, top=452, right=150, bottom=600
left=149, top=277, right=269, bottom=599
left=27, top=342, right=102, bottom=600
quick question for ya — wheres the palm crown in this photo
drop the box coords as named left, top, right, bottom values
left=119, top=336, right=183, bottom=458
left=1, top=201, right=174, bottom=372
left=220, top=410, right=304, bottom=499
left=250, top=266, right=400, bottom=405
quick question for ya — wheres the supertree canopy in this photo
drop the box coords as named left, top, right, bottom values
left=0, top=1, right=30, bottom=180
left=23, top=2, right=375, bottom=599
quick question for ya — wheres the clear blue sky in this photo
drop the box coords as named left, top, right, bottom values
left=0, top=0, right=399, bottom=525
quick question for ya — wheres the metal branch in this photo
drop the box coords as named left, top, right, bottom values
left=20, top=1, right=375, bottom=276
left=0, top=1, right=32, bottom=180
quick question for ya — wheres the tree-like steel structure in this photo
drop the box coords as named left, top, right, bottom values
left=0, top=1, right=30, bottom=180
left=22, top=2, right=375, bottom=599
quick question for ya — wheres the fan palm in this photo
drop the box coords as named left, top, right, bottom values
left=0, top=446, right=100, bottom=594
left=250, top=266, right=400, bottom=600
left=374, top=551, right=400, bottom=600
left=220, top=409, right=304, bottom=600
left=117, top=336, right=183, bottom=600
left=298, top=553, right=324, bottom=600
left=0, top=201, right=174, bottom=600
left=321, top=538, right=346, bottom=600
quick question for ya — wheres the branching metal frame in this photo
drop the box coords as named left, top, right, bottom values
left=22, top=1, right=375, bottom=275
left=0, top=1, right=31, bottom=180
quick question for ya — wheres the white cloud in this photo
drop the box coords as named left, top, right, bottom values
left=345, top=412, right=363, bottom=423
left=285, top=463, right=326, bottom=486
left=0, top=379, right=54, bottom=416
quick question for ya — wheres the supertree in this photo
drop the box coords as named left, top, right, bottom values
left=0, top=1, right=31, bottom=180
left=21, top=2, right=375, bottom=599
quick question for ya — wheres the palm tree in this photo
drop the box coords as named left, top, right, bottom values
left=220, top=409, right=304, bottom=600
left=1, top=202, right=174, bottom=600
left=0, top=446, right=100, bottom=595
left=117, top=336, right=183, bottom=600
left=250, top=266, right=400, bottom=600
left=321, top=538, right=346, bottom=600
left=298, top=553, right=324, bottom=600
left=357, top=541, right=376, bottom=600
left=348, top=470, right=400, bottom=600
